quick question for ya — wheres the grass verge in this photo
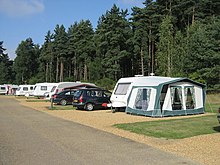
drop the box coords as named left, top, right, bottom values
left=26, top=99, right=49, bottom=102
left=48, top=105, right=76, bottom=110
left=114, top=115, right=220, bottom=139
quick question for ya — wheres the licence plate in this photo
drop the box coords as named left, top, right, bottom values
left=73, top=100, right=78, bottom=103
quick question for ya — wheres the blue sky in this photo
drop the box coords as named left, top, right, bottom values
left=0, top=0, right=145, bottom=60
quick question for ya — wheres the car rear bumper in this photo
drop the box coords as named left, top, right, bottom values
left=73, top=102, right=85, bottom=108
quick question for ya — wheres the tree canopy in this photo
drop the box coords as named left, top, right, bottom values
left=1, top=1, right=220, bottom=89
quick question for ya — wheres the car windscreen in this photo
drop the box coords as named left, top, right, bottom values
left=51, top=86, right=57, bottom=92
left=114, top=83, right=131, bottom=95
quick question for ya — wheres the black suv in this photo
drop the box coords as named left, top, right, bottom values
left=72, top=88, right=111, bottom=111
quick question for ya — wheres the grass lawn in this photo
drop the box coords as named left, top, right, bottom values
left=206, top=93, right=220, bottom=113
left=48, top=105, right=76, bottom=110
left=114, top=115, right=220, bottom=139
left=114, top=93, right=220, bottom=139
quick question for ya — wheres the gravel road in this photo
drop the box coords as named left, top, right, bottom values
left=12, top=96, right=220, bottom=164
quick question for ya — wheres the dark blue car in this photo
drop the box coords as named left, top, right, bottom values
left=73, top=88, right=111, bottom=111
left=52, top=89, right=76, bottom=106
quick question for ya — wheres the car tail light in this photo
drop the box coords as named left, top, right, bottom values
left=55, top=89, right=58, bottom=94
left=79, top=95, right=83, bottom=103
left=102, top=103, right=107, bottom=107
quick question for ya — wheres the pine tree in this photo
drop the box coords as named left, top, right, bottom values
left=95, top=4, right=132, bottom=80
left=156, top=15, right=174, bottom=76
left=14, top=38, right=39, bottom=84
left=53, top=25, right=68, bottom=82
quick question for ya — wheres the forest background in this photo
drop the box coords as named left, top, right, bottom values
left=0, top=0, right=220, bottom=91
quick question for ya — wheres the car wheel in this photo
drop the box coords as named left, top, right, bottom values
left=85, top=103, right=94, bottom=111
left=60, top=99, right=67, bottom=106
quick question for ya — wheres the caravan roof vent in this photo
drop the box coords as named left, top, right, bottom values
left=149, top=73, right=155, bottom=76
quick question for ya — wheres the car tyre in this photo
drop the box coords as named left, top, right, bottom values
left=85, top=103, right=94, bottom=111
left=60, top=99, right=67, bottom=106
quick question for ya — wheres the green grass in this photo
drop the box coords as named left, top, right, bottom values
left=206, top=103, right=220, bottom=113
left=48, top=105, right=76, bottom=110
left=114, top=115, right=220, bottom=139
left=26, top=99, right=49, bottom=102
left=206, top=93, right=220, bottom=113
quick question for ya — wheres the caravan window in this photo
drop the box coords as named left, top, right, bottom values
left=185, top=87, right=195, bottom=109
left=171, top=86, right=183, bottom=110
left=23, top=87, right=28, bottom=91
left=41, top=86, right=47, bottom=91
left=0, top=87, right=6, bottom=90
left=114, top=83, right=131, bottom=95
left=134, top=88, right=151, bottom=111
left=30, top=86, right=34, bottom=90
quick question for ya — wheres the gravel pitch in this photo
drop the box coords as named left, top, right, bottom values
left=17, top=97, right=220, bottom=165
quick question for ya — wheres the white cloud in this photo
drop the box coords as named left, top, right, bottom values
left=0, top=0, right=44, bottom=17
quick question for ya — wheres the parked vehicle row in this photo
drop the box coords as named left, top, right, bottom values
left=50, top=88, right=112, bottom=111
left=6, top=81, right=97, bottom=98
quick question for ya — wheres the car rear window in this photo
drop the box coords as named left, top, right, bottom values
left=114, top=83, right=131, bottom=95
left=74, top=90, right=82, bottom=97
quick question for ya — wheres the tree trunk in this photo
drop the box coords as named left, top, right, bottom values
left=151, top=41, right=155, bottom=74
left=114, top=60, right=117, bottom=80
left=60, top=60, right=64, bottom=82
left=21, top=72, right=24, bottom=84
left=140, top=47, right=144, bottom=76
left=83, top=63, right=87, bottom=81
left=56, top=57, right=59, bottom=82
left=148, top=26, right=152, bottom=76
left=167, top=41, right=171, bottom=77
left=46, top=62, right=49, bottom=82
left=73, top=56, right=77, bottom=80
left=49, top=60, right=52, bottom=82
left=192, top=6, right=195, bottom=25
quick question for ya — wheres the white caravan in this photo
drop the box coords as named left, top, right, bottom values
left=110, top=75, right=178, bottom=110
left=45, top=82, right=97, bottom=99
left=33, top=83, right=58, bottom=97
left=16, top=85, right=35, bottom=96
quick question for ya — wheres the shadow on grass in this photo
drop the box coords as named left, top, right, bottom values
left=213, top=126, right=220, bottom=132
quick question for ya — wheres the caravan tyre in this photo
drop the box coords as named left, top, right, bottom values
left=85, top=103, right=94, bottom=111
left=60, top=99, right=67, bottom=106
